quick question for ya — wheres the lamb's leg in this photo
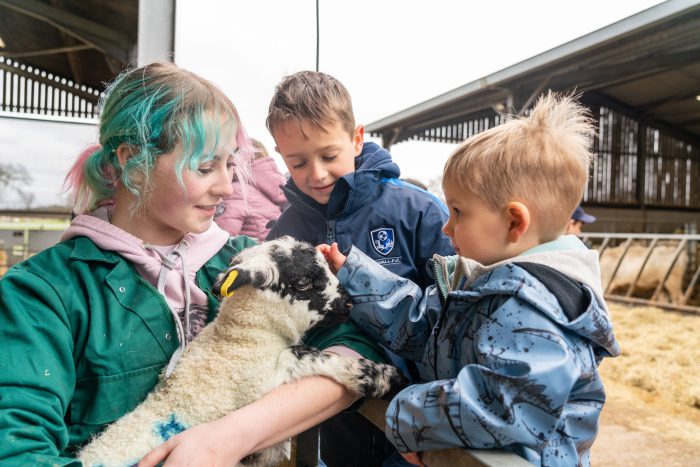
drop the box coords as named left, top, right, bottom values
left=78, top=404, right=191, bottom=467
left=242, top=344, right=402, bottom=467
left=280, top=345, right=406, bottom=398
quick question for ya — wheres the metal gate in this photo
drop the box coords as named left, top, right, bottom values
left=581, top=232, right=700, bottom=313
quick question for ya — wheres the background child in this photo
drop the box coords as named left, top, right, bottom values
left=0, top=62, right=385, bottom=465
left=265, top=70, right=454, bottom=466
left=566, top=204, right=597, bottom=235
left=215, top=138, right=288, bottom=241
left=321, top=93, right=621, bottom=466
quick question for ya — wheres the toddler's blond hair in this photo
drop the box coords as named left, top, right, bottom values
left=443, top=92, right=594, bottom=240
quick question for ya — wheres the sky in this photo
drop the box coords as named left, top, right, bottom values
left=174, top=0, right=663, bottom=187
left=0, top=0, right=664, bottom=208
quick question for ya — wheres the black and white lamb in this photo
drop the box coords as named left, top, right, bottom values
left=78, top=236, right=403, bottom=467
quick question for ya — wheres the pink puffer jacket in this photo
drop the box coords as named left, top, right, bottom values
left=215, top=155, right=287, bottom=242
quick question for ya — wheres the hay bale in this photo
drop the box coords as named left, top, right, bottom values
left=601, top=303, right=700, bottom=409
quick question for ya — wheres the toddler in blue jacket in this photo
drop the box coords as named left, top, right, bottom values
left=266, top=70, right=454, bottom=466
left=320, top=92, right=621, bottom=466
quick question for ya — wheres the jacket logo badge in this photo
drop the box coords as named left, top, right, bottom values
left=370, top=228, right=395, bottom=256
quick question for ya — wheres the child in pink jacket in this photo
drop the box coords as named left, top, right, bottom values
left=215, top=139, right=287, bottom=242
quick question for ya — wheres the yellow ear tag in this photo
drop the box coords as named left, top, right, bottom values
left=219, top=270, right=239, bottom=297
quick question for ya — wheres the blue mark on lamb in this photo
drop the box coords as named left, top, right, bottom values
left=154, top=413, right=187, bottom=441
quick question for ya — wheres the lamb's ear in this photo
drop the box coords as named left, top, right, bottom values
left=212, top=268, right=251, bottom=297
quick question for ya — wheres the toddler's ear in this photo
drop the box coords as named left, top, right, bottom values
left=505, top=202, right=530, bottom=243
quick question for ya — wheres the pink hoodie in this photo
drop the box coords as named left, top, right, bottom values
left=61, top=208, right=230, bottom=375
left=215, top=155, right=287, bottom=241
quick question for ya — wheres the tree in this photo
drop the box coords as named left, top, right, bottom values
left=0, top=162, right=34, bottom=208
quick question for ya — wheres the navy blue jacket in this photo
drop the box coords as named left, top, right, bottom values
left=267, top=142, right=454, bottom=288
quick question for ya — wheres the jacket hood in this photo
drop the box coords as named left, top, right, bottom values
left=61, top=208, right=229, bottom=286
left=282, top=142, right=401, bottom=219
left=353, top=141, right=401, bottom=177
left=434, top=236, right=620, bottom=357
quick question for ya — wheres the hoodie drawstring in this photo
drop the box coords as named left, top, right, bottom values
left=145, top=239, right=192, bottom=378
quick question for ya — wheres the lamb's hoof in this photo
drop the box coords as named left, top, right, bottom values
left=379, top=366, right=409, bottom=400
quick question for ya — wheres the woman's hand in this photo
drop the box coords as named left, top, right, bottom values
left=316, top=242, right=347, bottom=273
left=138, top=418, right=249, bottom=467
left=139, top=376, right=354, bottom=466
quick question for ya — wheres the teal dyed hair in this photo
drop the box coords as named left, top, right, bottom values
left=65, top=62, right=251, bottom=214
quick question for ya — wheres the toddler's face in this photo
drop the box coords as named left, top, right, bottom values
left=273, top=120, right=363, bottom=205
left=441, top=178, right=510, bottom=265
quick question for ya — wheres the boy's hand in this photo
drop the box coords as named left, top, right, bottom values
left=316, top=242, right=346, bottom=273
left=401, top=451, right=425, bottom=466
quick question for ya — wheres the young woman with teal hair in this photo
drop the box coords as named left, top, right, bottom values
left=0, top=62, right=383, bottom=465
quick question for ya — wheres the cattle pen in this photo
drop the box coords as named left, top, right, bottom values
left=583, top=232, right=700, bottom=313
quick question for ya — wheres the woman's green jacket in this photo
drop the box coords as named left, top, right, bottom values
left=0, top=235, right=383, bottom=465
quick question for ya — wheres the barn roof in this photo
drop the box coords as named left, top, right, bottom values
left=0, top=0, right=138, bottom=91
left=367, top=0, right=700, bottom=147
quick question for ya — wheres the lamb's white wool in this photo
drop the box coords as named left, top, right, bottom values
left=78, top=237, right=403, bottom=467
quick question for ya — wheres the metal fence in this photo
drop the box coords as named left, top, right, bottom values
left=582, top=232, right=700, bottom=313
left=287, top=400, right=530, bottom=467
left=0, top=222, right=68, bottom=275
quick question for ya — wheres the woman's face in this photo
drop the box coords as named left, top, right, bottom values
left=144, top=146, right=236, bottom=245
left=115, top=128, right=238, bottom=245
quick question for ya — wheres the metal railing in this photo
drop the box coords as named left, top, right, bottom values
left=0, top=56, right=101, bottom=119
left=287, top=400, right=529, bottom=467
left=581, top=232, right=700, bottom=313
left=359, top=399, right=530, bottom=467
left=0, top=221, right=68, bottom=274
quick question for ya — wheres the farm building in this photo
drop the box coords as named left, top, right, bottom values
left=366, top=0, right=700, bottom=233
left=0, top=0, right=173, bottom=120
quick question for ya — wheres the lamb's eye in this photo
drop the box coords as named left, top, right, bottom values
left=294, top=278, right=313, bottom=292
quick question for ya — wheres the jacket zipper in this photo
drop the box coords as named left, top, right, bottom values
left=325, top=220, right=336, bottom=244
left=433, top=295, right=451, bottom=376
left=432, top=258, right=449, bottom=301
left=431, top=257, right=450, bottom=376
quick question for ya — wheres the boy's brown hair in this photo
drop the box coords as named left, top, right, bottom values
left=443, top=92, right=594, bottom=240
left=266, top=71, right=355, bottom=138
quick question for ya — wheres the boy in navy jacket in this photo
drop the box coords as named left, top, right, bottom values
left=266, top=70, right=454, bottom=466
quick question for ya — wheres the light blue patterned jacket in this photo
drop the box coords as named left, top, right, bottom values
left=338, top=236, right=621, bottom=466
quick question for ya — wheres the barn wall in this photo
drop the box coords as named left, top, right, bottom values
left=581, top=207, right=699, bottom=234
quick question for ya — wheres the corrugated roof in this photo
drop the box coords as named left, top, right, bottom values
left=368, top=0, right=700, bottom=145
left=0, top=0, right=138, bottom=91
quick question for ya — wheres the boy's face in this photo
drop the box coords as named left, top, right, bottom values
left=274, top=120, right=363, bottom=205
left=441, top=178, right=510, bottom=265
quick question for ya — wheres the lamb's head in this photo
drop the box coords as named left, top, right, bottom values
left=213, top=236, right=352, bottom=328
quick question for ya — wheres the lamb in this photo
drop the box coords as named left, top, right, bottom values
left=78, top=236, right=404, bottom=467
